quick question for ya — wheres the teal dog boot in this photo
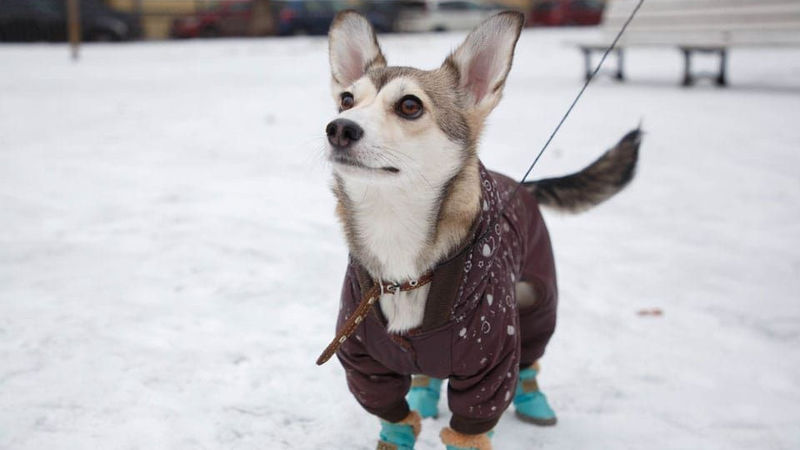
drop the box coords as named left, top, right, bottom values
left=513, top=362, right=557, bottom=426
left=377, top=411, right=421, bottom=450
left=406, top=375, right=443, bottom=419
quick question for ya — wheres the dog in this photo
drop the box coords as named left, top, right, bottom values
left=318, top=10, right=640, bottom=450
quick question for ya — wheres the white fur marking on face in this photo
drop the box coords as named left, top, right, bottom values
left=332, top=77, right=467, bottom=333
left=330, top=77, right=377, bottom=109
left=333, top=77, right=462, bottom=183
left=334, top=76, right=463, bottom=271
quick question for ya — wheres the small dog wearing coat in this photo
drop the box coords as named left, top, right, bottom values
left=319, top=11, right=641, bottom=450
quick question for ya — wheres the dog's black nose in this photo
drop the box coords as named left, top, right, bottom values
left=326, top=119, right=363, bottom=149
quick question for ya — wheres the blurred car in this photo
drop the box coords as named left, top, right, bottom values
left=274, top=0, right=339, bottom=36
left=359, top=0, right=400, bottom=33
left=171, top=0, right=392, bottom=39
left=395, top=0, right=504, bottom=33
left=171, top=0, right=258, bottom=38
left=273, top=0, right=396, bottom=36
left=0, top=0, right=141, bottom=42
left=528, top=0, right=604, bottom=27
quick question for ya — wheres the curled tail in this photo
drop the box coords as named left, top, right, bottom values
left=525, top=128, right=641, bottom=213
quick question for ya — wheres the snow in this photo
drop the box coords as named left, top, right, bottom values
left=2, top=28, right=800, bottom=449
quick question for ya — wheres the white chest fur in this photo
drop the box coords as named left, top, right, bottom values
left=379, top=285, right=430, bottom=333
left=349, top=184, right=439, bottom=278
left=341, top=181, right=440, bottom=333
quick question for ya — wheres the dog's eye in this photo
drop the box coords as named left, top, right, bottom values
left=396, top=95, right=423, bottom=120
left=340, top=92, right=355, bottom=111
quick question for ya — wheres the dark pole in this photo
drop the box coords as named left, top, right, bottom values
left=135, top=0, right=144, bottom=19
left=67, top=0, right=81, bottom=60
left=135, top=0, right=144, bottom=39
left=717, top=49, right=728, bottom=87
left=681, top=48, right=693, bottom=86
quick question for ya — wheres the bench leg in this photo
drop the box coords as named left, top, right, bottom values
left=717, top=49, right=728, bottom=86
left=681, top=48, right=694, bottom=87
left=615, top=47, right=625, bottom=81
left=581, top=47, right=592, bottom=82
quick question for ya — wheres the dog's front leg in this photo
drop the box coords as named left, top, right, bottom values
left=337, top=339, right=419, bottom=449
left=442, top=312, right=520, bottom=450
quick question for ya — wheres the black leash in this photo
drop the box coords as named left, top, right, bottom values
left=503, top=0, right=645, bottom=208
left=440, top=0, right=645, bottom=265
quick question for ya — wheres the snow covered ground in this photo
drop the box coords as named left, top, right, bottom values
left=1, top=27, right=799, bottom=449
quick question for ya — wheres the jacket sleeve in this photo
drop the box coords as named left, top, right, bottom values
left=447, top=305, right=520, bottom=434
left=335, top=266, right=411, bottom=423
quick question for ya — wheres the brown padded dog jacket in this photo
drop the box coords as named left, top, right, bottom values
left=335, top=163, right=558, bottom=435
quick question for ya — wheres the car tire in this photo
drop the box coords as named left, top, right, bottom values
left=89, top=29, right=120, bottom=42
left=200, top=26, right=219, bottom=38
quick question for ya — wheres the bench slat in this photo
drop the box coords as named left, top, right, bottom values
left=576, top=0, right=800, bottom=85
left=599, top=0, right=800, bottom=46
left=607, top=16, right=800, bottom=32
left=606, top=0, right=800, bottom=18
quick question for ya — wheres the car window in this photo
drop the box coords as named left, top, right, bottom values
left=228, top=2, right=252, bottom=13
left=570, top=0, right=603, bottom=9
left=332, top=1, right=352, bottom=12
left=0, top=0, right=27, bottom=16
left=305, top=1, right=333, bottom=14
left=439, top=1, right=476, bottom=11
left=282, top=1, right=304, bottom=12
left=29, top=0, right=62, bottom=15
left=80, top=0, right=105, bottom=9
left=534, top=1, right=557, bottom=12
left=402, top=1, right=427, bottom=11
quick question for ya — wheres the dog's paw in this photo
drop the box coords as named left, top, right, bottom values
left=440, top=427, right=493, bottom=450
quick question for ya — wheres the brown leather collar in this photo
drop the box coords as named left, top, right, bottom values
left=316, top=272, right=433, bottom=366
left=376, top=274, right=433, bottom=295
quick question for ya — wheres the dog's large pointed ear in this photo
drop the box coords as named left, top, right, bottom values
left=328, top=11, right=386, bottom=90
left=444, top=12, right=524, bottom=114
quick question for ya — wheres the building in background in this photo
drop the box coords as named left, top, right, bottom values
left=105, top=0, right=212, bottom=39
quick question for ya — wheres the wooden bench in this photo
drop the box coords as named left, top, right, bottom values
left=578, top=0, right=800, bottom=86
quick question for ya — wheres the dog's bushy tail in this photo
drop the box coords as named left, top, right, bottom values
left=525, top=129, right=641, bottom=213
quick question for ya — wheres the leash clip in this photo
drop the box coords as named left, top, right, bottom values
left=385, top=282, right=400, bottom=295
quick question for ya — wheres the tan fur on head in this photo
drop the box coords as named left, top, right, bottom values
left=444, top=11, right=524, bottom=138
left=325, top=12, right=524, bottom=278
left=440, top=427, right=493, bottom=450
left=325, top=12, right=524, bottom=330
